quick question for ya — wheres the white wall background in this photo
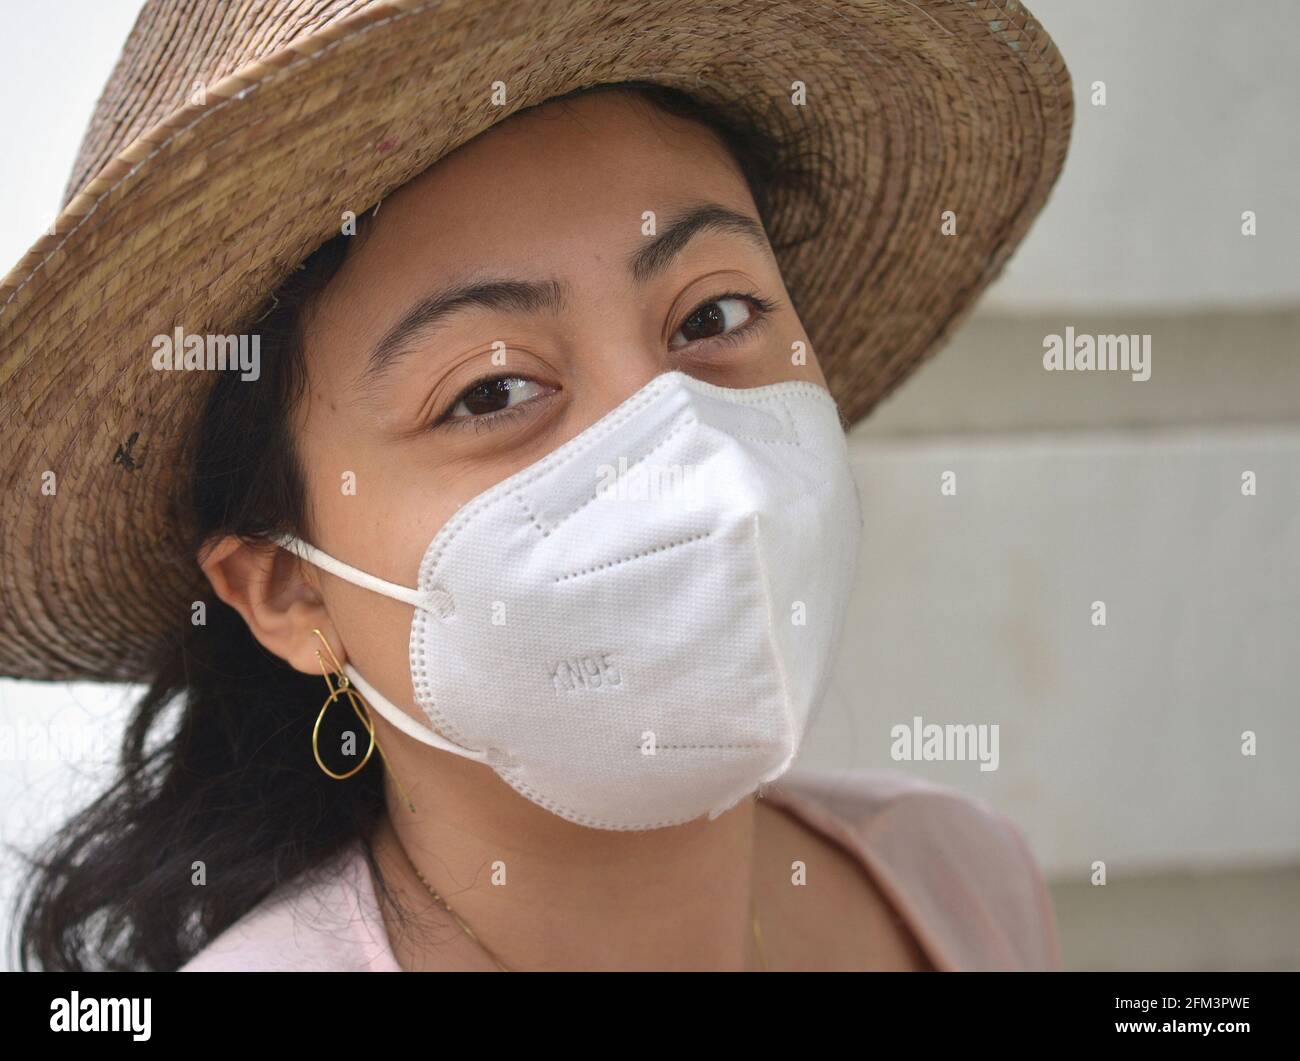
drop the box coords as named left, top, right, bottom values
left=981, top=0, right=1300, bottom=311
left=2, top=0, right=1297, bottom=970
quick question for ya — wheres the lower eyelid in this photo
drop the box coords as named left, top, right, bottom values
left=698, top=306, right=771, bottom=349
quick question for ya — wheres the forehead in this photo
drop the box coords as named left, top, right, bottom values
left=303, top=91, right=758, bottom=368
left=376, top=90, right=749, bottom=256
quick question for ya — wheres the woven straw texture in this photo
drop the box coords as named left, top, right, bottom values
left=0, top=0, right=1072, bottom=681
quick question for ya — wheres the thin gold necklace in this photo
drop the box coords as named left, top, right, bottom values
left=393, top=838, right=768, bottom=971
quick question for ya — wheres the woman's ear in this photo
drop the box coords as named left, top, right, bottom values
left=198, top=534, right=341, bottom=676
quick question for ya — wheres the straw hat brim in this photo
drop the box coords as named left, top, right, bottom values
left=0, top=0, right=1072, bottom=681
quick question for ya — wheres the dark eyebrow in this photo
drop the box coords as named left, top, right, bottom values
left=362, top=278, right=566, bottom=390
left=627, top=202, right=772, bottom=284
left=361, top=201, right=771, bottom=387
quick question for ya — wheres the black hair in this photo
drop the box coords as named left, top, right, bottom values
left=11, top=79, right=831, bottom=971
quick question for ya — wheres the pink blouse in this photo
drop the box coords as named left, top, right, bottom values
left=179, top=767, right=1062, bottom=971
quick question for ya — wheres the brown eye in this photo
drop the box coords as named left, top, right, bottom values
left=668, top=292, right=776, bottom=351
left=435, top=375, right=553, bottom=433
left=674, top=296, right=751, bottom=344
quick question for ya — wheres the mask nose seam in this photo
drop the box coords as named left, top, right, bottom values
left=419, top=373, right=686, bottom=584
left=512, top=410, right=699, bottom=539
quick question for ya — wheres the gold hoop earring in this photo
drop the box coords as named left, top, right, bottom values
left=308, top=628, right=419, bottom=814
left=311, top=628, right=377, bottom=780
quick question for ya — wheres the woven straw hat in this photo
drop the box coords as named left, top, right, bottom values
left=0, top=0, right=1071, bottom=682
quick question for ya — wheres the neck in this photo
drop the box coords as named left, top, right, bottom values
left=369, top=751, right=768, bottom=971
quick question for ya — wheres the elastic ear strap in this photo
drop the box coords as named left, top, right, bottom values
left=343, top=663, right=491, bottom=763
left=274, top=533, right=426, bottom=609
left=273, top=534, right=489, bottom=763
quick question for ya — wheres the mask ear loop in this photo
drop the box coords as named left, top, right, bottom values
left=280, top=532, right=494, bottom=763
left=276, top=534, right=426, bottom=608
left=312, top=627, right=419, bottom=815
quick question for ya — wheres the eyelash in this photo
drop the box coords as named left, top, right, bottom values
left=432, top=290, right=778, bottom=434
left=683, top=290, right=779, bottom=354
left=437, top=394, right=541, bottom=436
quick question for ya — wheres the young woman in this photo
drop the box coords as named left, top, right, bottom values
left=2, top=0, right=1072, bottom=971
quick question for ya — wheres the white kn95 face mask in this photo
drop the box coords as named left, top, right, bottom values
left=275, top=369, right=864, bottom=831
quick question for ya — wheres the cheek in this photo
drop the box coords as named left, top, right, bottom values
left=321, top=577, right=417, bottom=710
left=804, top=349, right=830, bottom=389
left=298, top=433, right=456, bottom=708
left=777, top=309, right=826, bottom=389
left=305, top=481, right=428, bottom=707
left=722, top=311, right=826, bottom=391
